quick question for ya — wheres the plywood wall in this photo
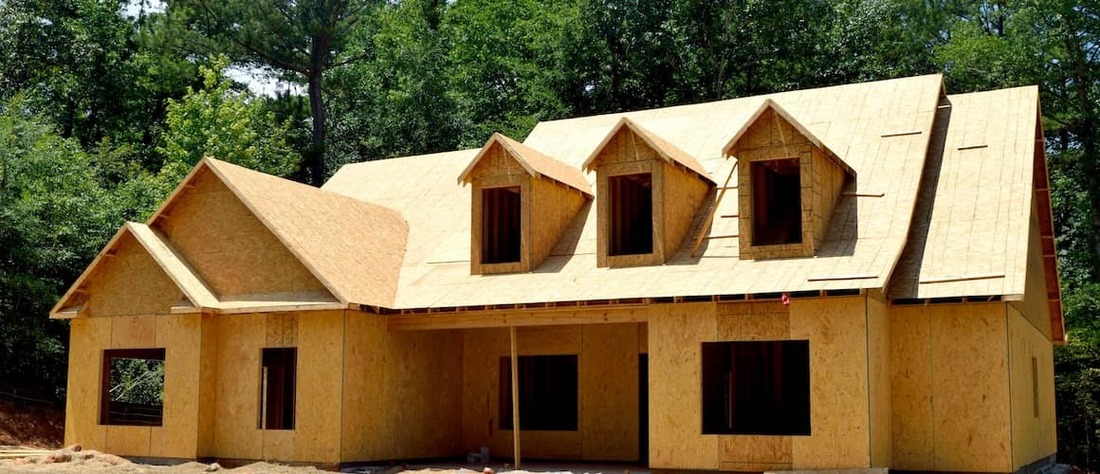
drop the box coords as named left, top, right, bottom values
left=866, top=293, right=892, bottom=467
left=809, top=147, right=848, bottom=250
left=1008, top=305, right=1057, bottom=470
left=85, top=233, right=180, bottom=317
left=529, top=176, right=587, bottom=268
left=64, top=317, right=110, bottom=450
left=155, top=167, right=328, bottom=299
left=661, top=162, right=711, bottom=256
left=461, top=323, right=641, bottom=462
left=341, top=310, right=464, bottom=463
left=889, top=303, right=1011, bottom=472
left=1009, top=197, right=1053, bottom=341
left=649, top=298, right=873, bottom=472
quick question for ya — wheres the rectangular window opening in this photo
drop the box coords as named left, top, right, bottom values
left=751, top=159, right=803, bottom=246
left=499, top=355, right=578, bottom=431
left=701, top=340, right=810, bottom=435
left=260, top=347, right=297, bottom=430
left=100, top=348, right=165, bottom=426
left=1031, top=356, right=1039, bottom=418
left=481, top=186, right=522, bottom=264
left=609, top=173, right=654, bottom=256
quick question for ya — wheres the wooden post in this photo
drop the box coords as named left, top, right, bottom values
left=510, top=326, right=521, bottom=469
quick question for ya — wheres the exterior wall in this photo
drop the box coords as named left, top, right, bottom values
left=85, top=233, right=181, bottom=316
left=208, top=310, right=344, bottom=464
left=341, top=311, right=464, bottom=462
left=661, top=161, right=711, bottom=256
left=809, top=147, right=847, bottom=250
left=867, top=293, right=892, bottom=467
left=469, top=143, right=528, bottom=274
left=1008, top=305, right=1057, bottom=470
left=154, top=167, right=327, bottom=299
left=594, top=131, right=665, bottom=268
left=529, top=176, right=587, bottom=268
left=889, top=303, right=1011, bottom=472
left=64, top=314, right=204, bottom=459
left=461, top=323, right=643, bottom=462
left=1010, top=197, right=1053, bottom=340
left=648, top=298, right=872, bottom=472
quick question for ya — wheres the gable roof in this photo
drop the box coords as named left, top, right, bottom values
left=722, top=98, right=855, bottom=176
left=51, top=222, right=218, bottom=318
left=192, top=158, right=409, bottom=308
left=325, top=74, right=947, bottom=309
left=582, top=117, right=712, bottom=182
left=458, top=133, right=593, bottom=194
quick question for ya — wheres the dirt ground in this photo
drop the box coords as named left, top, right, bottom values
left=0, top=400, right=64, bottom=448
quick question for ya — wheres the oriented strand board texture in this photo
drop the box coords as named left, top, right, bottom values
left=530, top=177, right=587, bottom=270
left=889, top=304, right=1011, bottom=472
left=462, top=134, right=592, bottom=194
left=810, top=147, right=849, bottom=251
left=649, top=299, right=872, bottom=471
left=788, top=297, right=870, bottom=469
left=150, top=315, right=203, bottom=459
left=197, top=314, right=218, bottom=458
left=323, top=75, right=944, bottom=308
left=155, top=168, right=329, bottom=300
left=84, top=232, right=182, bottom=317
left=341, top=311, right=464, bottom=462
left=867, top=294, right=892, bottom=467
left=889, top=87, right=1039, bottom=300
left=661, top=162, right=711, bottom=258
left=1008, top=306, right=1057, bottom=470
left=64, top=317, right=110, bottom=450
left=461, top=323, right=641, bottom=461
left=1009, top=196, right=1053, bottom=340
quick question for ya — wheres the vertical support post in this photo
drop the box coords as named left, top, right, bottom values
left=510, top=326, right=521, bottom=469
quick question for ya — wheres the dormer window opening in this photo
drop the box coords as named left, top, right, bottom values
left=481, top=186, right=522, bottom=264
left=609, top=173, right=654, bottom=256
left=751, top=158, right=802, bottom=246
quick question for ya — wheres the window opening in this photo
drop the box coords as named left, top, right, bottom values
left=100, top=348, right=165, bottom=426
left=701, top=340, right=810, bottom=435
left=1031, top=356, right=1039, bottom=418
left=482, top=186, right=522, bottom=264
left=609, top=173, right=653, bottom=256
left=499, top=355, right=578, bottom=431
left=751, top=159, right=802, bottom=245
left=260, top=347, right=297, bottom=430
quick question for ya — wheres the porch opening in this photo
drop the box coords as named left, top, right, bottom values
left=499, top=355, right=578, bottom=431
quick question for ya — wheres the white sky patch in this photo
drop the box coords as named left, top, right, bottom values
left=224, top=65, right=305, bottom=98
left=121, top=0, right=165, bottom=19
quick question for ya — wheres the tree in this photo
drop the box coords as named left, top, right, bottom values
left=165, top=0, right=376, bottom=185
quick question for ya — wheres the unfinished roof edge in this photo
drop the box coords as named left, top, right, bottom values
left=459, top=132, right=593, bottom=195
left=722, top=98, right=856, bottom=177
left=581, top=117, right=713, bottom=182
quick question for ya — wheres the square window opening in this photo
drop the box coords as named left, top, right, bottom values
left=701, top=340, right=810, bottom=435
left=100, top=348, right=165, bottom=426
left=609, top=173, right=653, bottom=256
left=751, top=159, right=803, bottom=246
left=482, top=186, right=522, bottom=264
left=260, top=347, right=297, bottom=430
left=499, top=355, right=578, bottom=431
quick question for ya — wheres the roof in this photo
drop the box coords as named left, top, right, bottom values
left=324, top=74, right=948, bottom=308
left=722, top=98, right=855, bottom=176
left=582, top=117, right=712, bottom=182
left=459, top=133, right=593, bottom=194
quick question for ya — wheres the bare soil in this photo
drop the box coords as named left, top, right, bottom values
left=0, top=400, right=64, bottom=448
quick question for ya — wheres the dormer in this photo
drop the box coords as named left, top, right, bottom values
left=723, top=99, right=854, bottom=260
left=583, top=117, right=715, bottom=268
left=459, top=133, right=592, bottom=274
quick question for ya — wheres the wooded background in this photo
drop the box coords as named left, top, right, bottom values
left=1, top=0, right=1097, bottom=468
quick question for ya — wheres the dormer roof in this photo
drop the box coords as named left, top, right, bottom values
left=723, top=98, right=855, bottom=177
left=583, top=117, right=712, bottom=183
left=459, top=133, right=592, bottom=195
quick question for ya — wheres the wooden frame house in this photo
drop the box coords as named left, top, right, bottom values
left=53, top=75, right=1062, bottom=473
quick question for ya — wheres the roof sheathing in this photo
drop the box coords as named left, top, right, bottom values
left=459, top=133, right=593, bottom=195
left=324, top=74, right=946, bottom=309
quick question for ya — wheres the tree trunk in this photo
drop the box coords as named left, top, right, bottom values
left=307, top=69, right=326, bottom=186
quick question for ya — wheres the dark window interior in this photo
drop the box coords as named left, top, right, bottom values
left=1032, top=356, right=1039, bottom=418
left=100, top=348, right=165, bottom=426
left=260, top=347, right=297, bottom=430
left=701, top=340, right=810, bottom=435
left=751, top=159, right=803, bottom=246
left=609, top=173, right=653, bottom=256
left=482, top=186, right=522, bottom=264
left=500, top=355, right=578, bottom=431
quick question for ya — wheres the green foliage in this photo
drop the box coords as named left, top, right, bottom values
left=157, top=58, right=299, bottom=190
left=109, top=358, right=165, bottom=406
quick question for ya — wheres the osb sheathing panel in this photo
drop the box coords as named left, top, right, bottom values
left=648, top=302, right=718, bottom=470
left=150, top=315, right=203, bottom=459
left=810, top=147, right=848, bottom=251
left=85, top=233, right=180, bottom=317
left=889, top=304, right=1011, bottom=472
left=212, top=313, right=263, bottom=460
left=105, top=425, right=152, bottom=457
left=661, top=161, right=710, bottom=257
left=293, top=310, right=344, bottom=463
left=530, top=177, right=587, bottom=269
left=461, top=324, right=641, bottom=461
left=197, top=314, right=218, bottom=457
left=65, top=317, right=109, bottom=450
left=1008, top=306, right=1056, bottom=470
left=155, top=168, right=327, bottom=299
left=342, top=311, right=463, bottom=462
left=789, top=297, right=870, bottom=469
left=867, top=295, right=892, bottom=467
left=1008, top=197, right=1053, bottom=340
